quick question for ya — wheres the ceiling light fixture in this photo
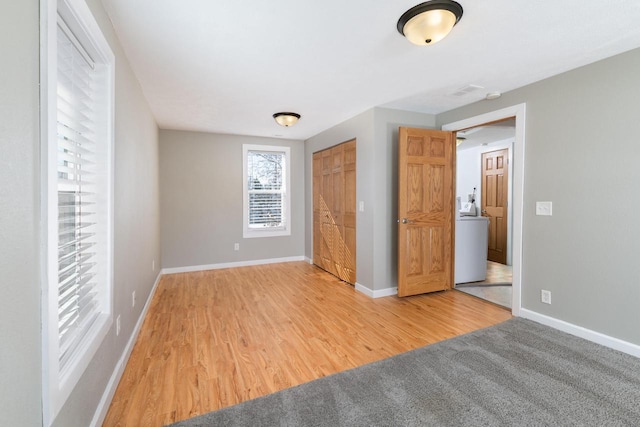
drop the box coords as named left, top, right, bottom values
left=485, top=92, right=502, bottom=100
left=273, top=112, right=301, bottom=127
left=456, top=136, right=466, bottom=146
left=397, top=0, right=463, bottom=46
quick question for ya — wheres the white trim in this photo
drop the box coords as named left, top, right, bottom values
left=40, top=0, right=57, bottom=423
left=304, top=257, right=313, bottom=264
left=355, top=283, right=398, bottom=298
left=161, top=256, right=307, bottom=275
left=442, top=103, right=526, bottom=317
left=520, top=309, right=640, bottom=358
left=89, top=272, right=163, bottom=427
left=355, top=283, right=373, bottom=297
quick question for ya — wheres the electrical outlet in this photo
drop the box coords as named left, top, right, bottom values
left=541, top=290, right=552, bottom=304
left=132, top=291, right=136, bottom=308
left=359, top=201, right=365, bottom=212
left=234, top=243, right=240, bottom=251
left=536, top=201, right=553, bottom=216
left=116, top=315, right=121, bottom=336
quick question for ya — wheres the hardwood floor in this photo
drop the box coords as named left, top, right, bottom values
left=485, top=261, right=513, bottom=284
left=103, top=262, right=511, bottom=427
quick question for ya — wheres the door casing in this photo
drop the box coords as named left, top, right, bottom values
left=442, top=103, right=526, bottom=316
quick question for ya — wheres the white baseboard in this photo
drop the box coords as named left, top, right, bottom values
left=355, top=282, right=398, bottom=299
left=304, top=256, right=313, bottom=264
left=519, top=309, right=640, bottom=358
left=90, top=271, right=163, bottom=427
left=161, top=255, right=307, bottom=275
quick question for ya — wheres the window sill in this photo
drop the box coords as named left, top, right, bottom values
left=243, top=228, right=291, bottom=239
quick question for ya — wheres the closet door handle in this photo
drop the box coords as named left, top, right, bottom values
left=401, top=218, right=414, bottom=224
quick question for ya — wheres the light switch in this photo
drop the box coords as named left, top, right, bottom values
left=536, top=201, right=552, bottom=216
left=359, top=201, right=364, bottom=212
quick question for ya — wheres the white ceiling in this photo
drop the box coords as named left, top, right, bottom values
left=102, top=0, right=640, bottom=140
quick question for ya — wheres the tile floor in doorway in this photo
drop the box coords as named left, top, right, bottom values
left=455, top=261, right=512, bottom=309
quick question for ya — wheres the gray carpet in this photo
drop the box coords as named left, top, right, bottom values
left=168, top=318, right=640, bottom=427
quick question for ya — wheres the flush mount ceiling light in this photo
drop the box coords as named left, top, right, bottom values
left=397, top=0, right=463, bottom=46
left=273, top=112, right=301, bottom=127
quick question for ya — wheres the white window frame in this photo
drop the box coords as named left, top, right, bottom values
left=242, top=145, right=291, bottom=238
left=40, top=0, right=115, bottom=424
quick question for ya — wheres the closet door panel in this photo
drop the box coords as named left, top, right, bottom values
left=313, top=140, right=356, bottom=284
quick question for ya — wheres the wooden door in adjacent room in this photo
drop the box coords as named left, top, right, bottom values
left=397, top=127, right=455, bottom=297
left=313, top=139, right=356, bottom=284
left=481, top=148, right=509, bottom=265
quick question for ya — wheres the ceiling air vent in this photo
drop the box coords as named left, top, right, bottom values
left=450, top=84, right=484, bottom=97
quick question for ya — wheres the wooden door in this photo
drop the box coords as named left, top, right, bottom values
left=312, top=152, right=323, bottom=267
left=398, top=127, right=454, bottom=297
left=313, top=140, right=356, bottom=284
left=341, top=141, right=357, bottom=283
left=481, top=149, right=508, bottom=265
left=320, top=149, right=335, bottom=275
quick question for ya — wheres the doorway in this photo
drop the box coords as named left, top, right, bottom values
left=454, top=122, right=514, bottom=308
left=443, top=104, right=525, bottom=316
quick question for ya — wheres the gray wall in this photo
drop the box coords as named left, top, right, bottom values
left=0, top=0, right=160, bottom=425
left=159, top=130, right=305, bottom=269
left=437, top=48, right=640, bottom=345
left=373, top=108, right=437, bottom=291
left=305, top=109, right=376, bottom=288
left=52, top=1, right=161, bottom=425
left=304, top=108, right=435, bottom=292
left=0, top=1, right=42, bottom=425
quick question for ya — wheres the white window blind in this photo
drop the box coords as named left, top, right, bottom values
left=56, top=19, right=109, bottom=375
left=247, top=150, right=285, bottom=228
left=243, top=145, right=291, bottom=238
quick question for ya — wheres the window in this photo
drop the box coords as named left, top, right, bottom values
left=243, top=145, right=291, bottom=238
left=42, top=0, right=114, bottom=423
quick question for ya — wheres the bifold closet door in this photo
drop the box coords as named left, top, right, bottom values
left=313, top=140, right=356, bottom=284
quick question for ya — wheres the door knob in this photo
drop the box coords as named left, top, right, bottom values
left=401, top=218, right=414, bottom=224
left=481, top=209, right=487, bottom=215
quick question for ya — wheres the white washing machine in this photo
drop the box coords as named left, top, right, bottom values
left=455, top=217, right=489, bottom=284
